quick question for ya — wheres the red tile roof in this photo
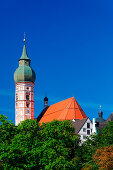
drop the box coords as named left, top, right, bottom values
left=39, top=97, right=87, bottom=124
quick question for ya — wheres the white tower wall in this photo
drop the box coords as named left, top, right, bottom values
left=15, top=82, right=34, bottom=126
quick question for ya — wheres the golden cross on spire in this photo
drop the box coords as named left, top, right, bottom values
left=23, top=32, right=26, bottom=43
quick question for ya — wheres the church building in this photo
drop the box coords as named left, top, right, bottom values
left=13, top=38, right=113, bottom=143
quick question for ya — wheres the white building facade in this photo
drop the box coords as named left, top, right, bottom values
left=78, top=118, right=93, bottom=142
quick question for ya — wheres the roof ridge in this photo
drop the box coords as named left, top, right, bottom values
left=57, top=97, right=73, bottom=120
left=65, top=97, right=74, bottom=119
left=73, top=97, right=76, bottom=119
left=74, top=98, right=86, bottom=118
left=48, top=97, right=74, bottom=107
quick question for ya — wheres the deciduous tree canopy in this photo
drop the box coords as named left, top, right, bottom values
left=0, top=115, right=113, bottom=170
left=0, top=115, right=80, bottom=169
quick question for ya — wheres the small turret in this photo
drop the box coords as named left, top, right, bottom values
left=96, top=105, right=105, bottom=123
left=44, top=96, right=48, bottom=108
left=98, top=105, right=103, bottom=118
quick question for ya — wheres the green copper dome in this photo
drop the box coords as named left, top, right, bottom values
left=14, top=44, right=36, bottom=83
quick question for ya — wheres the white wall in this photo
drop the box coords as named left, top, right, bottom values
left=78, top=118, right=93, bottom=143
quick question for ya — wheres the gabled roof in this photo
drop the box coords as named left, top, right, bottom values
left=39, top=97, right=87, bottom=124
left=72, top=118, right=88, bottom=133
left=106, top=112, right=113, bottom=122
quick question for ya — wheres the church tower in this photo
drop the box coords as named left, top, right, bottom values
left=14, top=38, right=36, bottom=126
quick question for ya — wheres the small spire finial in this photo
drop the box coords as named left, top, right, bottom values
left=100, top=105, right=101, bottom=110
left=23, top=32, right=26, bottom=43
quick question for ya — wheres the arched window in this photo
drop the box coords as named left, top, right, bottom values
left=26, top=102, right=29, bottom=108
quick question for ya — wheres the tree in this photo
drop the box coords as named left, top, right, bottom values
left=80, top=121, right=113, bottom=169
left=99, top=121, right=113, bottom=146
left=0, top=117, right=40, bottom=169
left=0, top=115, right=16, bottom=144
left=0, top=115, right=17, bottom=169
left=0, top=116, right=80, bottom=169
left=93, top=145, right=113, bottom=170
left=38, top=120, right=80, bottom=169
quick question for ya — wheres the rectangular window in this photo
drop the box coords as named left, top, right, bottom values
left=26, top=95, right=29, bottom=100
left=83, top=128, right=86, bottom=132
left=16, top=96, right=18, bottom=100
left=87, top=130, right=90, bottom=135
left=87, top=123, right=90, bottom=128
left=83, top=135, right=86, bottom=139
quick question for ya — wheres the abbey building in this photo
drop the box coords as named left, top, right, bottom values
left=14, top=40, right=113, bottom=142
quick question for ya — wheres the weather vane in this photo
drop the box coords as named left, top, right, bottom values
left=23, top=32, right=26, bottom=43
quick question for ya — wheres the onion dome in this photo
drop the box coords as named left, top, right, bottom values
left=14, top=44, right=36, bottom=83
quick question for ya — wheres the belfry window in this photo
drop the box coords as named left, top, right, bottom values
left=26, top=95, right=29, bottom=100
left=26, top=103, right=29, bottom=108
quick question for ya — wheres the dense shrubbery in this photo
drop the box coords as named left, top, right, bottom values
left=0, top=114, right=113, bottom=169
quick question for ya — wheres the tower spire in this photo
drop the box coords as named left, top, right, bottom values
left=100, top=105, right=101, bottom=111
left=98, top=105, right=103, bottom=118
left=18, top=33, right=30, bottom=61
left=23, top=32, right=26, bottom=43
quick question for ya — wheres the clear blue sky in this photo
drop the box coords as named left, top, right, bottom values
left=0, top=0, right=113, bottom=123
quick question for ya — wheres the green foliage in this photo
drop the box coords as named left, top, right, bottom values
left=80, top=121, right=113, bottom=169
left=0, top=115, right=16, bottom=143
left=1, top=114, right=113, bottom=170
left=0, top=116, right=80, bottom=169
left=37, top=120, right=80, bottom=169
left=99, top=121, right=113, bottom=146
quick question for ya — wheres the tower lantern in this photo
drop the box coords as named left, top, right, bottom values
left=14, top=38, right=36, bottom=126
